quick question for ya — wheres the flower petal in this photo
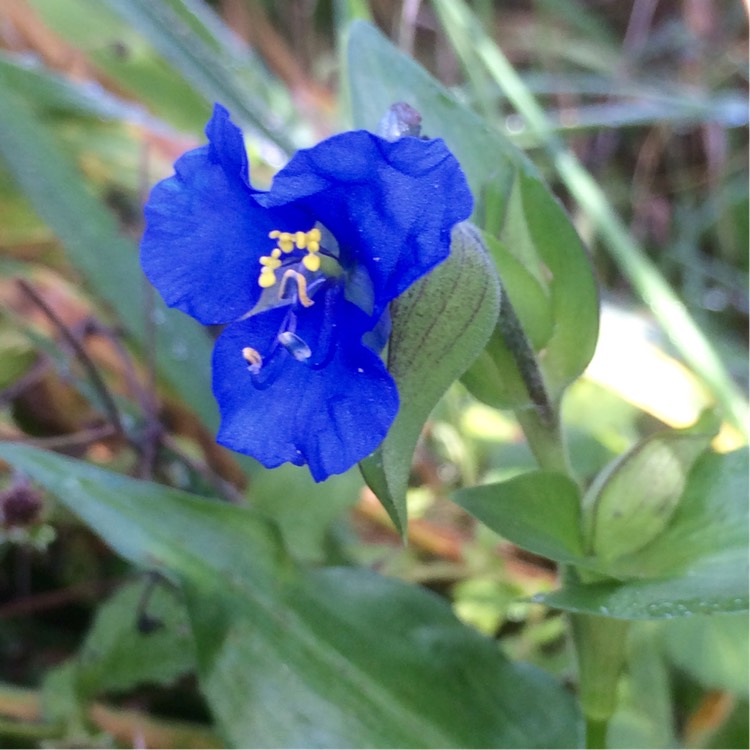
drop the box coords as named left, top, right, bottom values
left=141, top=104, right=298, bottom=325
left=262, top=131, right=473, bottom=316
left=212, top=291, right=398, bottom=481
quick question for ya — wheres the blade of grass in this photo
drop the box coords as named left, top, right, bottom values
left=101, top=0, right=298, bottom=153
left=433, top=0, right=748, bottom=436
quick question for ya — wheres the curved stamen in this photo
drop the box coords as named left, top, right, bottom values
left=278, top=269, right=314, bottom=307
left=242, top=347, right=263, bottom=374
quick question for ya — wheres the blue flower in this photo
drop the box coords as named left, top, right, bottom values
left=141, top=104, right=472, bottom=481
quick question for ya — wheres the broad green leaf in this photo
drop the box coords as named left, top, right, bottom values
left=361, top=223, right=501, bottom=534
left=582, top=424, right=717, bottom=564
left=453, top=470, right=584, bottom=563
left=347, top=22, right=598, bottom=411
left=0, top=443, right=581, bottom=748
left=0, top=74, right=218, bottom=432
left=74, top=579, right=196, bottom=700
left=537, top=449, right=749, bottom=619
left=250, top=463, right=364, bottom=564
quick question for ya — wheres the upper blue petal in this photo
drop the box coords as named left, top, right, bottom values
left=141, top=104, right=301, bottom=325
left=212, top=288, right=399, bottom=481
left=260, top=130, right=473, bottom=317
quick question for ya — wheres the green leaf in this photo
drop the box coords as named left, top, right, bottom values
left=582, top=424, right=717, bottom=565
left=466, top=174, right=600, bottom=410
left=74, top=579, right=196, bottom=699
left=347, top=22, right=598, bottom=411
left=0, top=443, right=581, bottom=747
left=0, top=72, right=218, bottom=431
left=538, top=449, right=749, bottom=619
left=250, top=463, right=364, bottom=564
left=360, top=223, right=501, bottom=534
left=453, top=470, right=584, bottom=563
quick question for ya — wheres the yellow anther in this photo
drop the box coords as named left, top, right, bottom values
left=258, top=248, right=282, bottom=288
left=263, top=226, right=325, bottom=291
left=242, top=347, right=263, bottom=373
left=260, top=248, right=282, bottom=268
left=278, top=269, right=314, bottom=307
left=258, top=269, right=277, bottom=288
left=302, top=253, right=321, bottom=272
left=279, top=237, right=294, bottom=253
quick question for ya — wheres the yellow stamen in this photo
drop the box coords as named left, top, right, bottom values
left=261, top=226, right=325, bottom=292
left=302, top=253, right=321, bottom=272
left=280, top=240, right=293, bottom=253
left=258, top=248, right=282, bottom=288
left=258, top=270, right=276, bottom=288
left=278, top=269, right=314, bottom=307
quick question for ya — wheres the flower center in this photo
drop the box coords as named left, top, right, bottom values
left=243, top=227, right=344, bottom=377
left=258, top=227, right=323, bottom=292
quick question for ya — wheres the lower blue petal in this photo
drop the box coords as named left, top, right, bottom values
left=212, top=294, right=399, bottom=481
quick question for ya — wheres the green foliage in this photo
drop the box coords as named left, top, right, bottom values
left=0, top=3, right=746, bottom=748
left=454, top=470, right=584, bottom=563
left=541, top=449, right=749, bottom=619
left=0, top=444, right=581, bottom=748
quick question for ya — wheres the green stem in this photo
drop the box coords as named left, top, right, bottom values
left=585, top=717, right=609, bottom=750
left=514, top=406, right=571, bottom=477
left=570, top=609, right=630, bottom=745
